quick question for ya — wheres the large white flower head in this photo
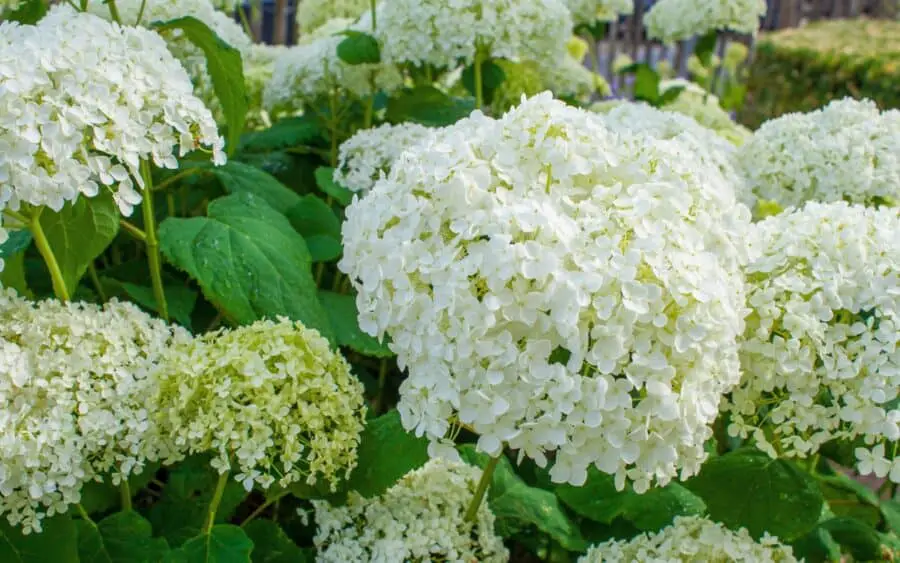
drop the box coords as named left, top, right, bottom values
left=0, top=6, right=224, bottom=216
left=243, top=44, right=290, bottom=129
left=645, top=0, right=766, bottom=44
left=579, top=516, right=798, bottom=562
left=725, top=202, right=900, bottom=463
left=565, top=0, right=633, bottom=25
left=659, top=80, right=752, bottom=147
left=264, top=19, right=403, bottom=115
left=340, top=93, right=751, bottom=491
left=155, top=318, right=367, bottom=492
left=296, top=0, right=370, bottom=35
left=374, top=0, right=572, bottom=70
left=738, top=98, right=900, bottom=209
left=334, top=122, right=438, bottom=193
left=0, top=290, right=191, bottom=534
left=313, top=458, right=509, bottom=562
left=596, top=101, right=749, bottom=205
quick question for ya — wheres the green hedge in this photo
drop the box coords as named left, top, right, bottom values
left=739, top=18, right=900, bottom=128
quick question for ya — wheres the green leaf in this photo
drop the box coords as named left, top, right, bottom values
left=459, top=445, right=587, bottom=551
left=555, top=468, right=704, bottom=531
left=168, top=525, right=252, bottom=563
left=318, top=291, right=394, bottom=358
left=243, top=521, right=311, bottom=563
left=0, top=231, right=34, bottom=298
left=305, top=237, right=341, bottom=263
left=658, top=85, right=686, bottom=106
left=882, top=499, right=900, bottom=533
left=336, top=31, right=381, bottom=65
left=80, top=464, right=161, bottom=516
left=39, top=191, right=119, bottom=297
left=820, top=518, right=889, bottom=561
left=153, top=17, right=247, bottom=155
left=314, top=167, right=353, bottom=207
left=158, top=193, right=334, bottom=344
left=116, top=281, right=198, bottom=330
left=694, top=30, right=719, bottom=68
left=386, top=87, right=475, bottom=127
left=632, top=63, right=662, bottom=105
left=343, top=410, right=429, bottom=498
left=685, top=447, right=824, bottom=541
left=238, top=115, right=320, bottom=154
left=77, top=512, right=169, bottom=563
left=146, top=456, right=248, bottom=547
left=0, top=514, right=78, bottom=563
left=817, top=472, right=882, bottom=527
left=182, top=161, right=302, bottom=215
left=461, top=59, right=507, bottom=103
left=287, top=196, right=342, bottom=263
left=791, top=525, right=842, bottom=563
left=3, top=0, right=47, bottom=24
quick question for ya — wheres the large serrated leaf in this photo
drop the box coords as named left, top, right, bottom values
left=76, top=511, right=170, bottom=563
left=158, top=193, right=334, bottom=343
left=153, top=17, right=247, bottom=155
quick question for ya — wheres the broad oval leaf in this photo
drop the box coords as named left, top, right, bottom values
left=169, top=525, right=252, bottom=563
left=158, top=193, right=335, bottom=343
left=314, top=168, right=353, bottom=207
left=0, top=514, right=78, bottom=563
left=336, top=31, right=381, bottom=65
left=76, top=512, right=170, bottom=563
left=386, top=87, right=475, bottom=127
left=243, top=520, right=312, bottom=563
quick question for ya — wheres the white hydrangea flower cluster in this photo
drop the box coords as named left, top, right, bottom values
left=340, top=93, right=751, bottom=491
left=0, top=6, right=224, bottom=217
left=0, top=290, right=192, bottom=534
left=724, top=202, right=900, bottom=461
left=645, top=0, right=766, bottom=44
left=659, top=80, right=752, bottom=147
left=737, top=98, right=900, bottom=209
left=596, top=102, right=749, bottom=204
left=264, top=18, right=403, bottom=115
left=155, top=318, right=367, bottom=492
left=334, top=122, right=437, bottom=193
left=565, top=0, right=633, bottom=24
left=313, top=458, right=509, bottom=562
left=545, top=56, right=610, bottom=102
left=295, top=0, right=370, bottom=35
left=374, top=0, right=572, bottom=70
left=578, top=516, right=799, bottom=562
left=242, top=44, right=290, bottom=128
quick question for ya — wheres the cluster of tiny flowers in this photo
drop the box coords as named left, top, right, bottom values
left=264, top=18, right=402, bottom=115
left=544, top=56, right=610, bottom=102
left=374, top=0, right=572, bottom=70
left=645, top=0, right=766, bottom=43
left=595, top=101, right=749, bottom=204
left=334, top=122, right=437, bottom=193
left=295, top=0, right=370, bottom=35
left=738, top=98, right=900, bottom=209
left=724, top=202, right=900, bottom=461
left=340, top=93, right=750, bottom=490
left=0, top=6, right=224, bottom=217
left=154, top=318, right=367, bottom=492
left=565, top=0, right=633, bottom=24
left=242, top=44, right=290, bottom=128
left=578, top=516, right=798, bottom=562
left=313, top=458, right=509, bottom=562
left=0, top=290, right=191, bottom=533
left=659, top=80, right=752, bottom=146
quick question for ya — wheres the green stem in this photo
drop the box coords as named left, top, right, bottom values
left=204, top=472, right=230, bottom=535
left=88, top=263, right=107, bottom=301
left=140, top=160, right=169, bottom=322
left=135, top=0, right=147, bottom=24
left=106, top=0, right=122, bottom=23
left=29, top=208, right=70, bottom=302
left=120, top=480, right=132, bottom=512
left=119, top=219, right=147, bottom=242
left=238, top=3, right=256, bottom=41
left=374, top=358, right=389, bottom=414
left=473, top=50, right=484, bottom=109
left=329, top=90, right=340, bottom=167
left=152, top=167, right=203, bottom=193
left=240, top=490, right=289, bottom=528
left=465, top=454, right=500, bottom=523
left=166, top=191, right=176, bottom=218
left=369, top=0, right=376, bottom=30
left=75, top=504, right=95, bottom=525
left=364, top=95, right=375, bottom=130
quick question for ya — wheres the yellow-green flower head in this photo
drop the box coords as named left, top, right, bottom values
left=295, top=0, right=370, bottom=36
left=0, top=291, right=192, bottom=534
left=155, top=318, right=367, bottom=492
left=567, top=35, right=590, bottom=62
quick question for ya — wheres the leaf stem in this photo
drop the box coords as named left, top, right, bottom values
left=238, top=3, right=256, bottom=42
left=152, top=167, right=204, bottom=193
left=473, top=50, right=484, bottom=109
left=204, top=471, right=230, bottom=535
left=119, top=219, right=147, bottom=242
left=29, top=208, right=70, bottom=302
left=87, top=263, right=107, bottom=301
left=369, top=0, right=376, bottom=30
left=106, top=0, right=122, bottom=23
left=240, top=490, right=289, bottom=528
left=329, top=89, right=340, bottom=167
left=135, top=0, right=147, bottom=24
left=373, top=358, right=389, bottom=415
left=140, top=160, right=170, bottom=322
left=120, top=480, right=132, bottom=511
left=75, top=504, right=96, bottom=526
left=464, top=453, right=500, bottom=523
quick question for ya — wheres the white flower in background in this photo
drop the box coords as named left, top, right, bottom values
left=725, top=202, right=900, bottom=462
left=264, top=18, right=403, bottom=115
left=738, top=98, right=900, bottom=208
left=565, top=0, right=633, bottom=25
left=0, top=0, right=20, bottom=13
left=313, top=458, right=509, bottom=562
left=242, top=43, right=290, bottom=128
left=596, top=101, right=749, bottom=204
left=374, top=0, right=572, bottom=70
left=340, top=93, right=750, bottom=491
left=0, top=290, right=191, bottom=534
left=335, top=122, right=437, bottom=193
left=0, top=6, right=224, bottom=217
left=645, top=0, right=766, bottom=43
left=659, top=79, right=752, bottom=146
left=579, top=516, right=799, bottom=562
left=544, top=56, right=610, bottom=101
left=155, top=318, right=367, bottom=492
left=295, top=0, right=371, bottom=35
